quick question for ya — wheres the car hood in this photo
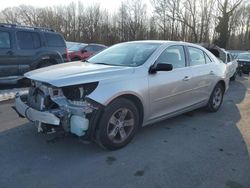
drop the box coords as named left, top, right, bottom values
left=25, top=61, right=134, bottom=87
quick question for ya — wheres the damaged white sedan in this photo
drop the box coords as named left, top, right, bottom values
left=15, top=41, right=229, bottom=150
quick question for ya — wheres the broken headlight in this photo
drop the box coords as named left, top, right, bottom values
left=62, top=82, right=99, bottom=101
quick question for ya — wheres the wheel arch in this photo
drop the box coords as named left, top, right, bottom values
left=217, top=80, right=226, bottom=92
left=31, top=51, right=63, bottom=69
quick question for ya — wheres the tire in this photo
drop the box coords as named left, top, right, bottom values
left=230, top=72, right=236, bottom=81
left=206, top=83, right=224, bottom=112
left=96, top=98, right=139, bottom=150
left=38, top=60, right=54, bottom=68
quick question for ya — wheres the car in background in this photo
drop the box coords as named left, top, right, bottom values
left=15, top=40, right=229, bottom=150
left=0, top=23, right=68, bottom=84
left=237, top=52, right=250, bottom=75
left=199, top=44, right=238, bottom=81
left=227, top=50, right=248, bottom=59
left=66, top=42, right=107, bottom=61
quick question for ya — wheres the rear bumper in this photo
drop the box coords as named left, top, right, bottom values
left=15, top=94, right=60, bottom=125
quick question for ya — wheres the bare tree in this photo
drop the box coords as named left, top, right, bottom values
left=214, top=0, right=243, bottom=48
left=0, top=0, right=248, bottom=49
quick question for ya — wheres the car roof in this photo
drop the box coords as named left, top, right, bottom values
left=88, top=43, right=107, bottom=47
left=123, top=40, right=204, bottom=46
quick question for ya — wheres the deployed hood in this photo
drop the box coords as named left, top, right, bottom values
left=25, top=61, right=134, bottom=87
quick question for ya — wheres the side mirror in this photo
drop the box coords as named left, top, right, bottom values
left=149, top=63, right=173, bottom=74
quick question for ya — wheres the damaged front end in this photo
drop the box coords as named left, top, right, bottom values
left=15, top=80, right=102, bottom=137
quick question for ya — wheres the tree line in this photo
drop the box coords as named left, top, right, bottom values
left=0, top=0, right=249, bottom=50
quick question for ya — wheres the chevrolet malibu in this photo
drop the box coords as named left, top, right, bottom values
left=15, top=41, right=229, bottom=150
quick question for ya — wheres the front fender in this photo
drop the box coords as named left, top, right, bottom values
left=88, top=84, right=145, bottom=107
left=86, top=76, right=149, bottom=117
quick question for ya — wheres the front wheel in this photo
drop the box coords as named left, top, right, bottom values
left=96, top=98, right=139, bottom=150
left=206, top=83, right=224, bottom=112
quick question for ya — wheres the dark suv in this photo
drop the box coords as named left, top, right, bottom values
left=0, top=23, right=68, bottom=84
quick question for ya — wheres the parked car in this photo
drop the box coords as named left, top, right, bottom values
left=199, top=44, right=238, bottom=81
left=237, top=52, right=250, bottom=75
left=225, top=50, right=238, bottom=80
left=14, top=41, right=229, bottom=150
left=227, top=50, right=248, bottom=59
left=0, top=23, right=68, bottom=84
left=66, top=42, right=107, bottom=61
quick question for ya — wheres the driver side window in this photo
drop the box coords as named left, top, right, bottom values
left=156, top=45, right=186, bottom=69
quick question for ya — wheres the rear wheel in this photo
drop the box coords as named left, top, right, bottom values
left=206, top=83, right=224, bottom=112
left=230, top=72, right=237, bottom=81
left=38, top=60, right=54, bottom=68
left=96, top=98, right=139, bottom=150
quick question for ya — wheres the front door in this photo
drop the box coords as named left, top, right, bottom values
left=0, top=29, right=19, bottom=77
left=148, top=45, right=194, bottom=121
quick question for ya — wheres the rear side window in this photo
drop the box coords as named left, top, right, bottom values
left=44, top=33, right=65, bottom=47
left=17, top=31, right=41, bottom=49
left=0, top=31, right=11, bottom=49
left=188, top=47, right=206, bottom=66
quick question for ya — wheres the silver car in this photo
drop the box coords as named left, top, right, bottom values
left=15, top=41, right=229, bottom=150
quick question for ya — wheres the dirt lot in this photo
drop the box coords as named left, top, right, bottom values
left=0, top=76, right=250, bottom=188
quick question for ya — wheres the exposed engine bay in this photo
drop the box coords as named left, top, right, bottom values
left=20, top=80, right=100, bottom=137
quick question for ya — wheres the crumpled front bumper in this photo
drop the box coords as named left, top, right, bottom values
left=15, top=94, right=60, bottom=125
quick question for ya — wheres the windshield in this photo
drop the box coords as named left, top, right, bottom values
left=88, top=43, right=160, bottom=67
left=238, top=53, right=250, bottom=60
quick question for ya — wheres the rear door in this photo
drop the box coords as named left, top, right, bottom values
left=148, top=45, right=194, bottom=120
left=0, top=29, right=19, bottom=77
left=186, top=46, right=216, bottom=104
left=15, top=31, right=42, bottom=75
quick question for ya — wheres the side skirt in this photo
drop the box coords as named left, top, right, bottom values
left=143, top=100, right=208, bottom=127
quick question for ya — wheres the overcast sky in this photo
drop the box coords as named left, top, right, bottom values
left=0, top=0, right=124, bottom=12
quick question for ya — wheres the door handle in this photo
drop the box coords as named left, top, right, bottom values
left=7, top=51, right=14, bottom=55
left=209, top=71, right=215, bottom=75
left=183, top=76, right=191, bottom=81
